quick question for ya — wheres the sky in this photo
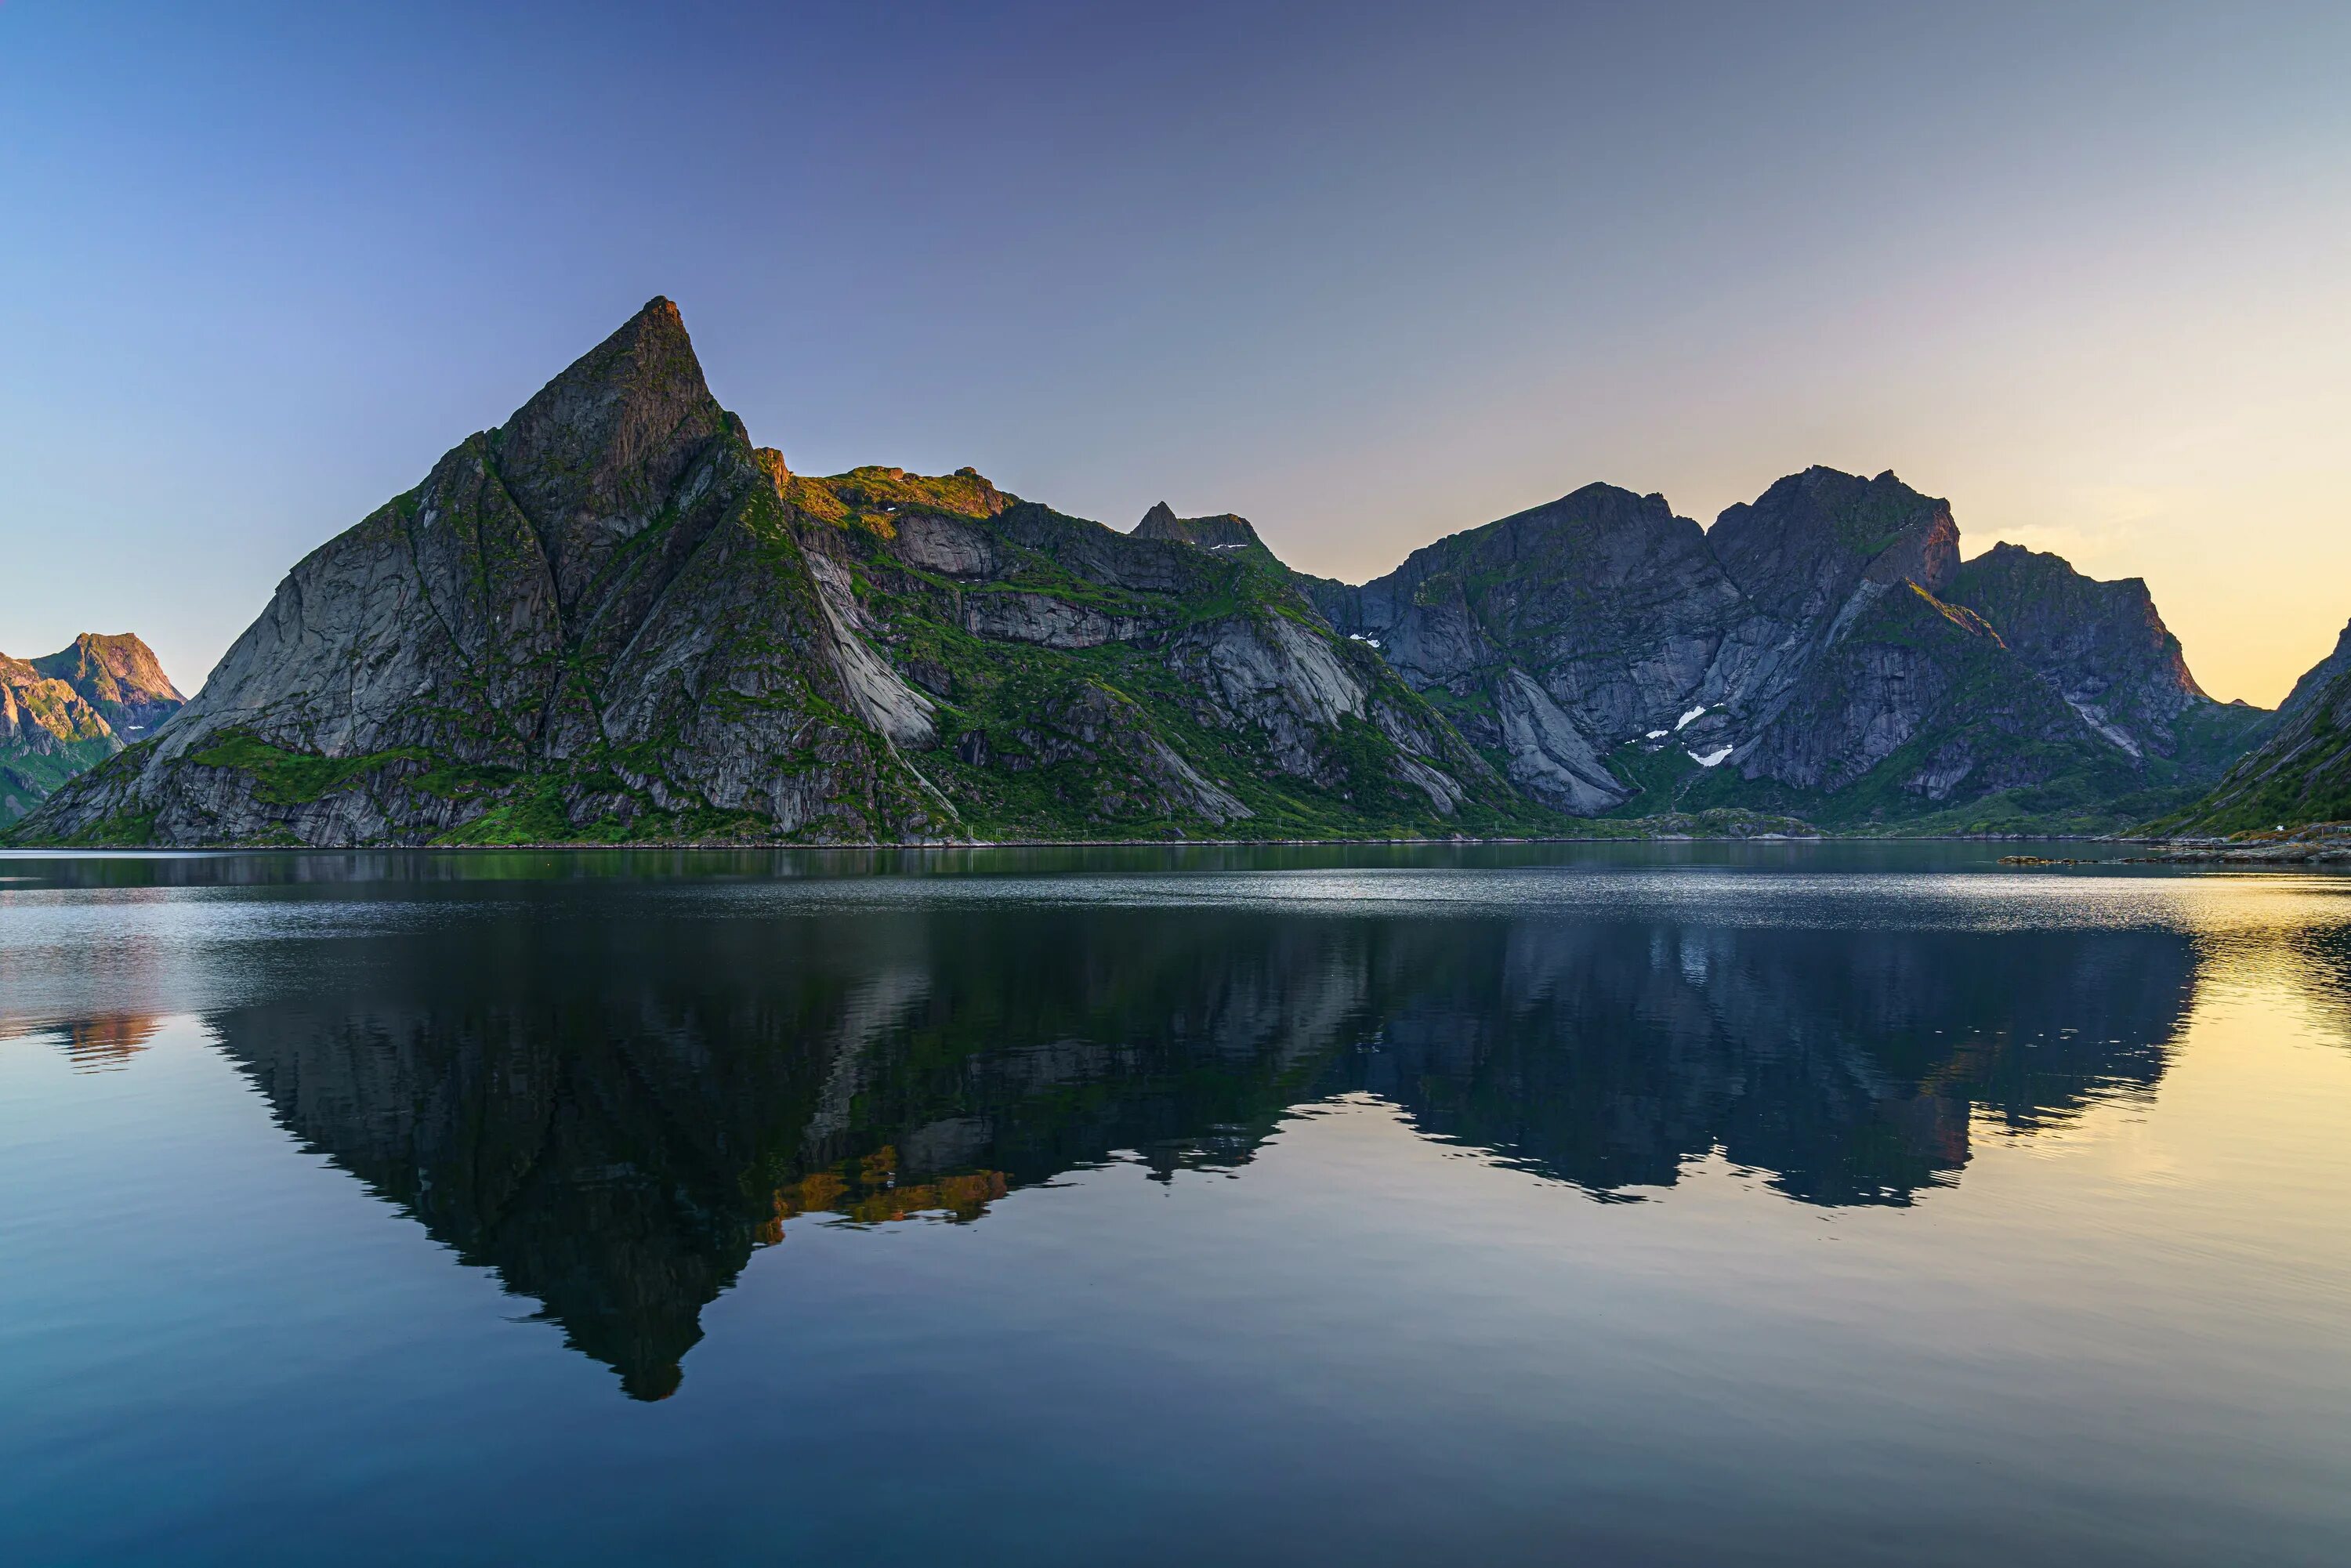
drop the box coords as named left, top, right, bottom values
left=3, top=1, right=2346, bottom=704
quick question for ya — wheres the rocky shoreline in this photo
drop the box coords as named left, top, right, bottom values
left=2139, top=824, right=2351, bottom=864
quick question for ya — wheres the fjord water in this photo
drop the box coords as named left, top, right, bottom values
left=3, top=847, right=2348, bottom=1566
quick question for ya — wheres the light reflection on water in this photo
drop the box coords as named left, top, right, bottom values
left=2, top=844, right=2348, bottom=1566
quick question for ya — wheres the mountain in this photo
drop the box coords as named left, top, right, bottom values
left=1302, top=483, right=1744, bottom=813
left=16, top=300, right=1528, bottom=848
left=1943, top=543, right=2268, bottom=768
left=1, top=634, right=183, bottom=827
left=31, top=632, right=187, bottom=736
left=1309, top=467, right=2262, bottom=831
left=2157, top=617, right=2351, bottom=834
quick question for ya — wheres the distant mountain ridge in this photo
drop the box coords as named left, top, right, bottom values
left=5, top=299, right=2275, bottom=846
left=1, top=634, right=183, bottom=827
left=1306, top=468, right=2264, bottom=831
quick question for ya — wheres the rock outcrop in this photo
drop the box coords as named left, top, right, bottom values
left=1130, top=502, right=1268, bottom=554
left=21, top=301, right=958, bottom=847
left=29, top=633, right=186, bottom=737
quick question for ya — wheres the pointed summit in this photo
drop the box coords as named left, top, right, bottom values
left=1131, top=502, right=1265, bottom=553
left=494, top=297, right=734, bottom=613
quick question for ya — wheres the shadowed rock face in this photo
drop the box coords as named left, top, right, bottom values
left=2168, top=617, right=2351, bottom=833
left=1307, top=465, right=2262, bottom=828
left=1130, top=502, right=1266, bottom=553
left=194, top=899, right=2197, bottom=1397
left=1712, top=466, right=1958, bottom=628
left=1946, top=542, right=2238, bottom=761
left=1304, top=483, right=1742, bottom=813
left=490, top=299, right=735, bottom=621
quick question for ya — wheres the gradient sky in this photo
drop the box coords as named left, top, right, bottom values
left=5, top=1, right=2346, bottom=704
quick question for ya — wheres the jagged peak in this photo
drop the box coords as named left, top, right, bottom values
left=1956, top=541, right=2162, bottom=606
left=540, top=296, right=699, bottom=406
left=1748, top=463, right=1937, bottom=507
left=1132, top=503, right=1263, bottom=552
left=481, top=297, right=737, bottom=612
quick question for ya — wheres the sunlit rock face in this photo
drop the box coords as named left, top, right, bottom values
left=1, top=634, right=183, bottom=827
left=196, top=899, right=2195, bottom=1397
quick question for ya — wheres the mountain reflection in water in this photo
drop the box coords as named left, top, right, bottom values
left=189, top=905, right=2194, bottom=1400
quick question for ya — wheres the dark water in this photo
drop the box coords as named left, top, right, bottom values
left=3, top=844, right=2349, bottom=1565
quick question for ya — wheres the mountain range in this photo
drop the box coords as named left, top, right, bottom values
left=3, top=298, right=2320, bottom=846
left=1, top=635, right=184, bottom=827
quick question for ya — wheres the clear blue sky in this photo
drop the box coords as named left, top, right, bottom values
left=5, top=2, right=2346, bottom=702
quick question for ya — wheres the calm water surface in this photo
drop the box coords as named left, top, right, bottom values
left=3, top=843, right=2348, bottom=1565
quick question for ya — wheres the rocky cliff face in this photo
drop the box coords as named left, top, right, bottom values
left=1129, top=501, right=1266, bottom=554
left=17, top=301, right=1522, bottom=847
left=1, top=634, right=183, bottom=827
left=766, top=463, right=1516, bottom=838
left=1305, top=483, right=1744, bottom=813
left=2162, top=618, right=2351, bottom=834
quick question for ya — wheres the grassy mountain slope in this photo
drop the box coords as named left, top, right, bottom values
left=2153, top=619, right=2351, bottom=835
left=775, top=462, right=1562, bottom=840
